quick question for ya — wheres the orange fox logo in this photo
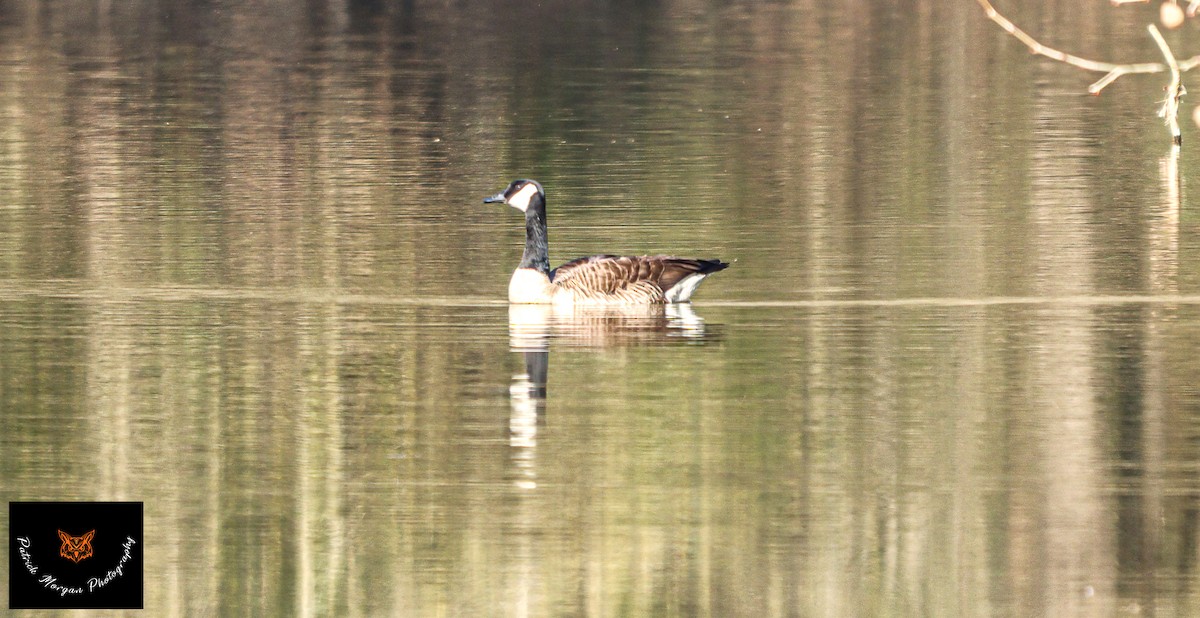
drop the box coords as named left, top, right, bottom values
left=58, top=529, right=95, bottom=563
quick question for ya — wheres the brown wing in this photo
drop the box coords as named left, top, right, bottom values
left=551, top=255, right=727, bottom=296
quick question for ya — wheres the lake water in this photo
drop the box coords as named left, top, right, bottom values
left=3, top=0, right=1200, bottom=615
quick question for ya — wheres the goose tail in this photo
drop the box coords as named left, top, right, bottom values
left=696, top=259, right=730, bottom=275
left=665, top=258, right=730, bottom=303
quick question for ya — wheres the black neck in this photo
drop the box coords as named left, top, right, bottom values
left=519, top=196, right=550, bottom=275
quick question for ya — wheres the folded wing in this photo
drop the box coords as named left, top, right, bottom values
left=551, top=255, right=728, bottom=301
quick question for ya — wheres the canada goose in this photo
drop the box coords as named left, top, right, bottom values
left=484, top=179, right=729, bottom=304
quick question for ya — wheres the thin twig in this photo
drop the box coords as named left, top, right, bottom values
left=1149, top=24, right=1185, bottom=144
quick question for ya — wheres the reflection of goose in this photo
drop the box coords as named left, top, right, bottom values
left=506, top=304, right=718, bottom=489
left=484, top=180, right=729, bottom=304
left=508, top=349, right=545, bottom=490
left=508, top=303, right=714, bottom=351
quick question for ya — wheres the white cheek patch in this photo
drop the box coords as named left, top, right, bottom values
left=507, top=183, right=540, bottom=212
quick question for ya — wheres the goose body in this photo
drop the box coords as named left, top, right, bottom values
left=485, top=180, right=728, bottom=305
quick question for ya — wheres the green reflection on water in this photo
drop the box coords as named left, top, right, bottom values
left=2, top=0, right=1200, bottom=615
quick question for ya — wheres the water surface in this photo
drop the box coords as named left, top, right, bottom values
left=3, top=1, right=1200, bottom=615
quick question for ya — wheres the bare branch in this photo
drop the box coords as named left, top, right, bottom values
left=1149, top=24, right=1185, bottom=144
left=977, top=0, right=1167, bottom=92
left=979, top=0, right=1196, bottom=142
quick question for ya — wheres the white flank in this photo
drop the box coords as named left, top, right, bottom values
left=507, top=183, right=541, bottom=212
left=664, top=273, right=708, bottom=303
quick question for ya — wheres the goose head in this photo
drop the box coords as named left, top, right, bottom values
left=484, top=179, right=544, bottom=213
